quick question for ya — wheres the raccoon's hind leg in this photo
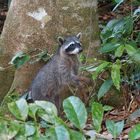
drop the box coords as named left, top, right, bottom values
left=54, top=94, right=61, bottom=115
left=45, top=89, right=61, bottom=115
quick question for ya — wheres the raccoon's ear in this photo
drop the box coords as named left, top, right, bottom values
left=57, top=36, right=64, bottom=45
left=76, top=32, right=82, bottom=39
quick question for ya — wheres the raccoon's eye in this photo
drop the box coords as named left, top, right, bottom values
left=65, top=44, right=76, bottom=52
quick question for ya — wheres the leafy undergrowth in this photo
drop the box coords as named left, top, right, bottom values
left=0, top=95, right=140, bottom=140
left=0, top=0, right=140, bottom=139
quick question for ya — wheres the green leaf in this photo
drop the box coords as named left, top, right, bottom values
left=46, top=125, right=70, bottom=140
left=111, top=60, right=121, bottom=90
left=113, top=0, right=124, bottom=11
left=29, top=103, right=40, bottom=120
left=92, top=102, right=104, bottom=132
left=106, top=120, right=124, bottom=139
left=99, top=43, right=120, bottom=53
left=125, top=44, right=140, bottom=63
left=133, top=52, right=140, bottom=63
left=9, top=51, right=30, bottom=69
left=15, top=124, right=26, bottom=140
left=98, top=78, right=113, bottom=100
left=45, top=128, right=57, bottom=140
left=35, top=101, right=57, bottom=123
left=79, top=53, right=86, bottom=63
left=8, top=121, right=20, bottom=139
left=55, top=125, right=70, bottom=140
left=129, top=124, right=140, bottom=140
left=83, top=65, right=98, bottom=72
left=25, top=123, right=36, bottom=137
left=70, top=130, right=86, bottom=140
left=115, top=45, right=125, bottom=57
left=125, top=44, right=137, bottom=56
left=63, top=96, right=87, bottom=129
left=0, top=121, right=20, bottom=140
left=35, top=101, right=57, bottom=115
left=125, top=17, right=133, bottom=35
left=53, top=116, right=65, bottom=126
left=103, top=105, right=114, bottom=111
left=92, top=61, right=111, bottom=80
left=116, top=121, right=125, bottom=137
left=8, top=98, right=28, bottom=121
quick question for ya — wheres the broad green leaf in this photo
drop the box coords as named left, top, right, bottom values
left=63, top=96, right=87, bottom=129
left=92, top=61, right=111, bottom=80
left=35, top=101, right=57, bottom=123
left=124, top=17, right=133, bottom=35
left=35, top=101, right=57, bottom=116
left=53, top=116, right=68, bottom=128
left=99, top=43, right=120, bottom=53
left=9, top=51, right=30, bottom=69
left=98, top=78, right=113, bottom=100
left=29, top=103, right=40, bottom=120
left=111, top=60, right=121, bottom=90
left=15, top=124, right=26, bottom=140
left=92, top=102, right=104, bottom=132
left=129, top=124, right=140, bottom=140
left=106, top=120, right=124, bottom=139
left=103, top=105, right=114, bottom=111
left=38, top=110, right=56, bottom=124
left=55, top=125, right=70, bottom=140
left=25, top=123, right=36, bottom=137
left=70, top=130, right=86, bottom=140
left=45, top=128, right=57, bottom=140
left=116, top=121, right=124, bottom=137
left=106, top=120, right=117, bottom=138
left=125, top=44, right=140, bottom=63
left=101, top=19, right=117, bottom=41
left=8, top=121, right=20, bottom=139
left=27, top=127, right=48, bottom=140
left=0, top=121, right=20, bottom=140
left=115, top=45, right=125, bottom=57
left=8, top=98, right=28, bottom=121
left=125, top=44, right=137, bottom=56
left=132, top=52, right=140, bottom=63
left=0, top=121, right=9, bottom=140
left=46, top=125, right=70, bottom=140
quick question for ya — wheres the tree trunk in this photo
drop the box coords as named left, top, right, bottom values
left=0, top=0, right=100, bottom=101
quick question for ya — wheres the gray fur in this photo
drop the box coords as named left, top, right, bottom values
left=30, top=34, right=82, bottom=111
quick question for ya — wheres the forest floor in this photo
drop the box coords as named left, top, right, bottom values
left=0, top=1, right=140, bottom=139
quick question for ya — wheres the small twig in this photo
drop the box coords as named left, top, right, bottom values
left=128, top=94, right=134, bottom=112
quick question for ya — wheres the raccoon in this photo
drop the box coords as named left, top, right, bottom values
left=29, top=33, right=88, bottom=111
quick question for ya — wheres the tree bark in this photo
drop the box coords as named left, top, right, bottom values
left=0, top=0, right=100, bottom=101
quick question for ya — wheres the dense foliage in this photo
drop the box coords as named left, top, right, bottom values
left=0, top=0, right=140, bottom=139
left=0, top=96, right=125, bottom=140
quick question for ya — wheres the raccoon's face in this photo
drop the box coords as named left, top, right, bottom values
left=58, top=33, right=83, bottom=55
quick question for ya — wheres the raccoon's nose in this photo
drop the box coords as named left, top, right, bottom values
left=79, top=48, right=83, bottom=52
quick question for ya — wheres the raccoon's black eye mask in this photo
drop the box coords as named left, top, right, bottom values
left=65, top=43, right=81, bottom=52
